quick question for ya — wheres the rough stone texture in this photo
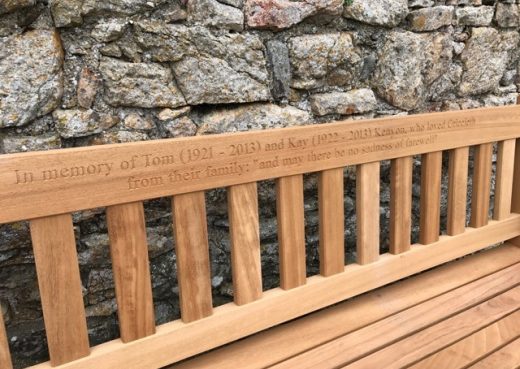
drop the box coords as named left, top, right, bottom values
left=82, top=0, right=169, bottom=16
left=91, top=19, right=128, bottom=42
left=373, top=31, right=452, bottom=110
left=460, top=28, right=519, bottom=96
left=196, top=103, right=313, bottom=134
left=343, top=0, right=408, bottom=27
left=495, top=3, right=520, bottom=28
left=245, top=0, right=343, bottom=30
left=53, top=109, right=119, bottom=138
left=135, top=22, right=271, bottom=104
left=77, top=67, right=100, bottom=109
left=1, top=1, right=520, bottom=368
left=50, top=0, right=83, bottom=27
left=188, top=0, right=244, bottom=31
left=0, top=0, right=35, bottom=14
left=0, top=29, right=63, bottom=128
left=407, top=6, right=454, bottom=31
left=99, top=57, right=187, bottom=108
left=310, top=89, right=377, bottom=116
left=288, top=33, right=362, bottom=90
left=162, top=115, right=198, bottom=137
left=0, top=134, right=61, bottom=153
left=455, top=6, right=494, bottom=26
left=267, top=40, right=291, bottom=101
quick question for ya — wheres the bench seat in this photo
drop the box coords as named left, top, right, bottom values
left=170, top=243, right=520, bottom=369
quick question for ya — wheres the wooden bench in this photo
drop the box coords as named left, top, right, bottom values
left=1, top=105, right=520, bottom=369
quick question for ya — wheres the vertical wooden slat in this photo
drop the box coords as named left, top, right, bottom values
left=390, top=157, right=412, bottom=254
left=510, top=97, right=520, bottom=246
left=228, top=183, right=262, bottom=305
left=318, top=168, right=345, bottom=276
left=356, top=162, right=380, bottom=264
left=173, top=192, right=213, bottom=321
left=0, top=307, right=12, bottom=369
left=513, top=139, right=520, bottom=214
left=420, top=151, right=442, bottom=245
left=106, top=202, right=155, bottom=341
left=447, top=147, right=469, bottom=236
left=470, top=143, right=493, bottom=228
left=30, top=214, right=90, bottom=366
left=511, top=138, right=520, bottom=247
left=494, top=140, right=516, bottom=221
left=276, top=175, right=306, bottom=290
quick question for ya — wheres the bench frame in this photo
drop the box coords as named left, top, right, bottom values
left=1, top=105, right=520, bottom=369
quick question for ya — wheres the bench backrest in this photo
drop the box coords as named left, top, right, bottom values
left=2, top=106, right=520, bottom=369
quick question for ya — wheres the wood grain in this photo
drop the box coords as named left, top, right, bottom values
left=270, top=263, right=520, bottom=369
left=390, top=157, right=412, bottom=254
left=27, top=216, right=520, bottom=369
left=356, top=162, right=380, bottom=264
left=106, top=202, right=156, bottom=341
left=30, top=214, right=90, bottom=366
left=420, top=152, right=442, bottom=244
left=447, top=147, right=469, bottom=235
left=276, top=175, right=306, bottom=290
left=513, top=139, right=520, bottom=213
left=494, top=140, right=516, bottom=220
left=173, top=192, right=213, bottom=322
left=3, top=106, right=520, bottom=224
left=409, top=311, right=520, bottom=369
left=467, top=338, right=520, bottom=369
left=343, top=287, right=520, bottom=369
left=318, top=168, right=345, bottom=276
left=228, top=183, right=262, bottom=305
left=470, top=143, right=493, bottom=228
left=0, top=307, right=12, bottom=369
left=170, top=244, right=520, bottom=369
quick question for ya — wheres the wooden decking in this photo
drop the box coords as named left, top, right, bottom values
left=172, top=243, right=520, bottom=369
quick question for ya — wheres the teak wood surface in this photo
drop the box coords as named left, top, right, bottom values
left=2, top=105, right=520, bottom=224
left=2, top=105, right=520, bottom=369
left=172, top=244, right=520, bottom=369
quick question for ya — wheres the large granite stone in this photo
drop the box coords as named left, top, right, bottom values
left=0, top=134, right=61, bottom=153
left=0, top=0, right=35, bottom=14
left=343, top=0, right=408, bottom=27
left=135, top=21, right=271, bottom=105
left=196, top=103, right=312, bottom=134
left=373, top=31, right=452, bottom=110
left=99, top=57, right=187, bottom=108
left=0, top=29, right=63, bottom=128
left=455, top=6, right=494, bottom=26
left=407, top=6, right=454, bottom=31
left=82, top=0, right=169, bottom=16
left=53, top=109, right=120, bottom=138
left=50, top=0, right=83, bottom=27
left=495, top=3, right=520, bottom=28
left=288, top=33, right=361, bottom=90
left=267, top=40, right=291, bottom=101
left=460, top=28, right=519, bottom=96
left=245, top=0, right=343, bottom=30
left=310, top=89, right=377, bottom=116
left=187, top=0, right=244, bottom=31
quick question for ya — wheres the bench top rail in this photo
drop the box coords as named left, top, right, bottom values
left=2, top=105, right=520, bottom=224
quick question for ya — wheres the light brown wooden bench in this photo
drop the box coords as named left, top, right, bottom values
left=1, top=105, right=520, bottom=369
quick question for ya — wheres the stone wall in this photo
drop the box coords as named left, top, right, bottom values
left=0, top=0, right=519, bottom=367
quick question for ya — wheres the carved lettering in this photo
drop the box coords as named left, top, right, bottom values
left=8, top=116, right=485, bottom=193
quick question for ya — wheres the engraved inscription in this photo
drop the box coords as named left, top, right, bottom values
left=10, top=116, right=476, bottom=191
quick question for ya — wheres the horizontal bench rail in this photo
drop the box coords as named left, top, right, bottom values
left=2, top=106, right=520, bottom=369
left=2, top=106, right=520, bottom=224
